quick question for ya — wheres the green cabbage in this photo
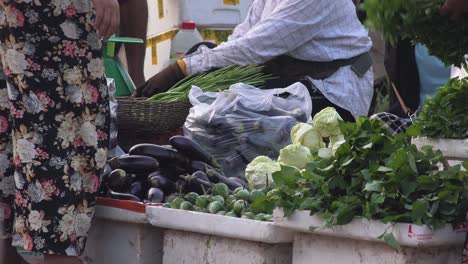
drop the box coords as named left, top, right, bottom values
left=245, top=156, right=280, bottom=190
left=278, top=144, right=312, bottom=170
left=290, top=123, right=325, bottom=152
left=312, top=107, right=343, bottom=137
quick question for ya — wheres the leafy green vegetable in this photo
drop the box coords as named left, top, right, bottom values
left=410, top=78, right=468, bottom=139
left=364, top=0, right=468, bottom=67
left=259, top=117, right=468, bottom=238
left=245, top=156, right=280, bottom=190
left=312, top=107, right=344, bottom=137
left=291, top=123, right=325, bottom=152
left=278, top=144, right=313, bottom=170
left=147, top=65, right=271, bottom=102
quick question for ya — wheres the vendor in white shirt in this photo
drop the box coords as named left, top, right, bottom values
left=135, top=0, right=374, bottom=121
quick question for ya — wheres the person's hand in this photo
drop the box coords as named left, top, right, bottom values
left=440, top=0, right=468, bottom=20
left=92, top=0, right=120, bottom=41
left=133, top=62, right=186, bottom=97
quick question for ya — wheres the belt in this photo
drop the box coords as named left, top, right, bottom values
left=263, top=51, right=373, bottom=81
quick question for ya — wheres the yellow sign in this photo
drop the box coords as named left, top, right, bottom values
left=224, top=0, right=240, bottom=5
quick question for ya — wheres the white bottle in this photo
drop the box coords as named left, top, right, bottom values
left=170, top=22, right=203, bottom=62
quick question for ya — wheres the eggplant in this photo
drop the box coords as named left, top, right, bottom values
left=129, top=181, right=146, bottom=198
left=169, top=136, right=221, bottom=168
left=159, top=166, right=188, bottom=180
left=228, top=177, right=247, bottom=188
left=147, top=188, right=165, bottom=203
left=148, top=172, right=176, bottom=193
left=187, top=161, right=210, bottom=174
left=108, top=155, right=159, bottom=174
left=175, top=179, right=188, bottom=193
left=206, top=169, right=243, bottom=191
left=109, top=191, right=142, bottom=202
left=129, top=144, right=190, bottom=167
left=192, top=171, right=210, bottom=182
left=107, top=169, right=132, bottom=192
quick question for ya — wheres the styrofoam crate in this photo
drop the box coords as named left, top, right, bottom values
left=146, top=206, right=294, bottom=243
left=412, top=137, right=468, bottom=160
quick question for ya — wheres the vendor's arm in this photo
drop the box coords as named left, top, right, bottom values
left=183, top=0, right=324, bottom=75
left=440, top=0, right=468, bottom=19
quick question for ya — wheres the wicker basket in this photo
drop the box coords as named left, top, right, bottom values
left=117, top=97, right=192, bottom=134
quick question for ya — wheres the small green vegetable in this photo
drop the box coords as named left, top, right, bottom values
left=226, top=211, right=238, bottom=218
left=211, top=195, right=225, bottom=204
left=216, top=211, right=226, bottom=216
left=233, top=200, right=246, bottom=216
left=195, top=195, right=210, bottom=208
left=180, top=201, right=194, bottom=211
left=255, top=213, right=266, bottom=221
left=241, top=212, right=255, bottom=219
left=184, top=192, right=199, bottom=204
left=236, top=190, right=251, bottom=201
left=170, top=197, right=185, bottom=209
left=212, top=183, right=230, bottom=198
left=225, top=195, right=237, bottom=207
left=208, top=201, right=224, bottom=214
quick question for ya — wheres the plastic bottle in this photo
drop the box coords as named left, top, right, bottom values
left=170, top=22, right=203, bottom=62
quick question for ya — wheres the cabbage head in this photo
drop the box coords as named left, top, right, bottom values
left=278, top=143, right=312, bottom=170
left=245, top=156, right=280, bottom=190
left=290, top=123, right=325, bottom=152
left=312, top=107, right=343, bottom=137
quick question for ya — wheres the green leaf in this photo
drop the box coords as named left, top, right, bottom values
left=272, top=166, right=302, bottom=188
left=405, top=125, right=421, bottom=137
left=377, top=166, right=393, bottom=173
left=383, top=232, right=401, bottom=250
left=364, top=180, right=383, bottom=192
left=411, top=200, right=428, bottom=224
left=407, top=153, right=418, bottom=173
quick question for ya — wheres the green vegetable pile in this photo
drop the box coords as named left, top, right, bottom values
left=147, top=65, right=270, bottom=102
left=409, top=77, right=468, bottom=139
left=258, top=116, right=468, bottom=248
left=164, top=183, right=275, bottom=221
left=364, top=0, right=468, bottom=67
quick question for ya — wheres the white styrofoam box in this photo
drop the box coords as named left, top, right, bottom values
left=146, top=206, right=294, bottom=243
left=292, top=233, right=460, bottom=264
left=412, top=137, right=468, bottom=160
left=273, top=209, right=466, bottom=248
left=163, top=230, right=292, bottom=264
left=179, top=0, right=254, bottom=27
left=84, top=205, right=164, bottom=264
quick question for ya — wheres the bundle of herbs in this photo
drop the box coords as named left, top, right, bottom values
left=364, top=0, right=468, bottom=67
left=409, top=77, right=468, bottom=139
left=254, top=117, right=468, bottom=248
left=147, top=65, right=270, bottom=102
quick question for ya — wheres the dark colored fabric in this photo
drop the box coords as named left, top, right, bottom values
left=263, top=52, right=372, bottom=81
left=370, top=112, right=413, bottom=135
left=384, top=39, right=421, bottom=117
left=0, top=0, right=110, bottom=256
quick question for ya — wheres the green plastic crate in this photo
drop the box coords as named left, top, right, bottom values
left=104, top=37, right=144, bottom=96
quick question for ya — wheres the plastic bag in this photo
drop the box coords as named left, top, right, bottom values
left=184, top=82, right=312, bottom=178
left=107, top=78, right=119, bottom=157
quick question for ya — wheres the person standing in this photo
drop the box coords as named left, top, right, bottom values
left=136, top=0, right=374, bottom=121
left=0, top=0, right=119, bottom=263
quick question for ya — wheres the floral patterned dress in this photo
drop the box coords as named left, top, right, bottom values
left=0, top=0, right=109, bottom=256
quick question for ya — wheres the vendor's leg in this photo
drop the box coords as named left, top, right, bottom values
left=119, top=0, right=148, bottom=88
left=3, top=0, right=109, bottom=261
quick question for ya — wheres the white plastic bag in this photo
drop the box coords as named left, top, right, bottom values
left=184, top=82, right=312, bottom=177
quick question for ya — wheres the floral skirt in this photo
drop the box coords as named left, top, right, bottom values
left=0, top=0, right=109, bottom=256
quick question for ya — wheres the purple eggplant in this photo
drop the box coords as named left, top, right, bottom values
left=169, top=136, right=221, bottom=168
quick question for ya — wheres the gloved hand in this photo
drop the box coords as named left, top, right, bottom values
left=133, top=62, right=186, bottom=97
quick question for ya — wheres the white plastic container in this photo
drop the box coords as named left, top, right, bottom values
left=170, top=21, right=203, bottom=61
left=273, top=209, right=465, bottom=264
left=179, top=0, right=253, bottom=28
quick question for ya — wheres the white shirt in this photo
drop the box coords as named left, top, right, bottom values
left=183, top=0, right=374, bottom=117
